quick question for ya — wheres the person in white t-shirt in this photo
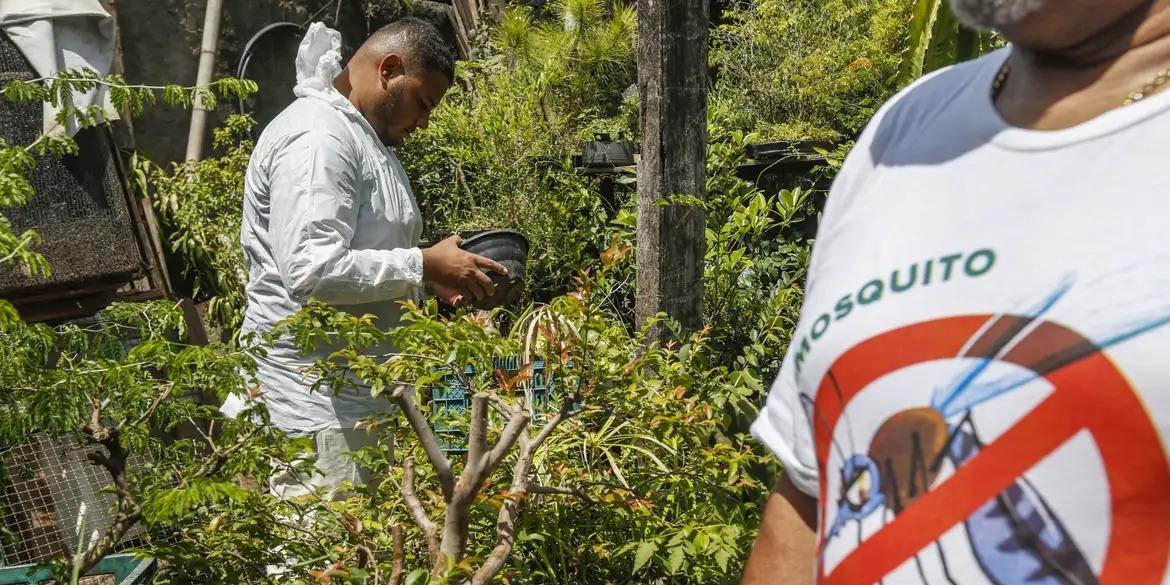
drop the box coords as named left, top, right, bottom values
left=221, top=20, right=507, bottom=501
left=743, top=2, right=1170, bottom=584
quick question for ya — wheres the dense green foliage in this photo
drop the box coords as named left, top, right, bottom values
left=710, top=0, right=910, bottom=142
left=141, top=115, right=255, bottom=334
left=398, top=0, right=637, bottom=297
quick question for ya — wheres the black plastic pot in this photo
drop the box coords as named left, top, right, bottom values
left=458, top=230, right=529, bottom=309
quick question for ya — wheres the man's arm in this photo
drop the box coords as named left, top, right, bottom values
left=741, top=474, right=817, bottom=585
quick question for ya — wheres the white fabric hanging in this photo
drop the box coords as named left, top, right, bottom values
left=0, top=0, right=119, bottom=135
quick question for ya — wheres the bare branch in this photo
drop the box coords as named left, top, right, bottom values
left=76, top=427, right=142, bottom=576
left=390, top=525, right=405, bottom=585
left=402, top=458, right=440, bottom=562
left=529, top=484, right=594, bottom=504
left=485, top=393, right=510, bottom=417
left=471, top=396, right=581, bottom=583
left=88, top=396, right=104, bottom=435
left=482, top=410, right=530, bottom=478
left=438, top=405, right=531, bottom=572
left=530, top=395, right=578, bottom=452
left=392, top=386, right=455, bottom=499
left=465, top=394, right=490, bottom=481
left=472, top=433, right=532, bottom=585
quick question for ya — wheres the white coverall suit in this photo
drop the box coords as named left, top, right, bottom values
left=222, top=23, right=420, bottom=498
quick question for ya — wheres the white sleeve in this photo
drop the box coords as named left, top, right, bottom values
left=268, top=129, right=424, bottom=305
left=749, top=151, right=869, bottom=499
left=749, top=92, right=895, bottom=498
left=751, top=358, right=821, bottom=497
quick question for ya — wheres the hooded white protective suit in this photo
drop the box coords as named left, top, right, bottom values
left=221, top=23, right=424, bottom=435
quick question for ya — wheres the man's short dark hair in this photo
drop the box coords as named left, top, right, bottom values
left=364, top=17, right=456, bottom=83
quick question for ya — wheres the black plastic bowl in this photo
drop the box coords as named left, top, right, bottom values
left=458, top=230, right=529, bottom=309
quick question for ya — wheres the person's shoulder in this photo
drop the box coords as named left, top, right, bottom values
left=862, top=48, right=1008, bottom=159
left=257, top=99, right=359, bottom=156
left=260, top=99, right=353, bottom=141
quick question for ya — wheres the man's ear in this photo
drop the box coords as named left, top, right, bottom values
left=379, top=54, right=406, bottom=83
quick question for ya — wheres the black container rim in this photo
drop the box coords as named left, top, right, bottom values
left=459, top=229, right=530, bottom=252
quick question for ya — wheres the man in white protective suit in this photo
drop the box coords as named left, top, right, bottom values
left=222, top=18, right=507, bottom=500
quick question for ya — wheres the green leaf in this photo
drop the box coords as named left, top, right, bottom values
left=404, top=568, right=428, bottom=585
left=923, top=0, right=960, bottom=75
left=666, top=545, right=686, bottom=574
left=897, top=0, right=943, bottom=87
left=715, top=547, right=732, bottom=572
left=632, top=541, right=657, bottom=572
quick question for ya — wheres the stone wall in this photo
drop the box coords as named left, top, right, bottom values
left=113, top=0, right=453, bottom=166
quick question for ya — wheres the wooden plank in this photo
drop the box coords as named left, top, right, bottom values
left=445, top=5, right=473, bottom=59
left=634, top=0, right=709, bottom=337
left=464, top=0, right=481, bottom=29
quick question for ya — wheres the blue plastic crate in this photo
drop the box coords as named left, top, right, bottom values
left=0, top=553, right=155, bottom=584
left=430, top=357, right=568, bottom=452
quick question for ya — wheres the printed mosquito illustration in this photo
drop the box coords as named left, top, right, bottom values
left=805, top=278, right=1170, bottom=585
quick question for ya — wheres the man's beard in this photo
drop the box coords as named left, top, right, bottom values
left=376, top=85, right=403, bottom=146
left=950, top=0, right=1047, bottom=30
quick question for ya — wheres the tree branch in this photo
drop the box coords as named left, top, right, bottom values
left=471, top=432, right=532, bottom=585
left=471, top=396, right=582, bottom=584
left=130, top=383, right=176, bottom=427
left=402, top=458, right=440, bottom=563
left=192, top=425, right=260, bottom=478
left=482, top=409, right=531, bottom=479
left=390, top=525, right=405, bottom=585
left=438, top=404, right=531, bottom=573
left=465, top=394, right=490, bottom=482
left=392, top=386, right=455, bottom=500
left=530, top=394, right=578, bottom=452
left=529, top=484, right=594, bottom=504
left=77, top=426, right=141, bottom=576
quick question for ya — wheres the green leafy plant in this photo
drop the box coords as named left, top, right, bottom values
left=397, top=0, right=636, bottom=299
left=898, top=0, right=1003, bottom=87
left=709, top=0, right=911, bottom=142
left=140, top=114, right=255, bottom=335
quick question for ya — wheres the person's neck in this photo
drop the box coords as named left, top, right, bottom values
left=997, top=2, right=1170, bottom=130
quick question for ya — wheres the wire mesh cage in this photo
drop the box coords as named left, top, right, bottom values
left=0, top=435, right=147, bottom=568
left=0, top=311, right=156, bottom=582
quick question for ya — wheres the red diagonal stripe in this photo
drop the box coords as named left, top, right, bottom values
left=821, top=390, right=1082, bottom=585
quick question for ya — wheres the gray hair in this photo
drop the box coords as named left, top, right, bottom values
left=361, top=17, right=456, bottom=82
left=950, top=0, right=1047, bottom=30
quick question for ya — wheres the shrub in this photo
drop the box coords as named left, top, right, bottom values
left=142, top=115, right=255, bottom=334
left=709, top=0, right=911, bottom=142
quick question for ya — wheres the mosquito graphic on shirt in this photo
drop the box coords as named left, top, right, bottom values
left=803, top=276, right=1170, bottom=585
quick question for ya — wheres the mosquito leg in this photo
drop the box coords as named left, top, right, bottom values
left=931, top=411, right=976, bottom=472
left=878, top=508, right=890, bottom=585
left=935, top=539, right=958, bottom=585
left=913, top=552, right=931, bottom=585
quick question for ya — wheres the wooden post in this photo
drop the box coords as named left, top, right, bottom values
left=635, top=0, right=708, bottom=338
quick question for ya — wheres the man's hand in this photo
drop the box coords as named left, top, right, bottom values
left=421, top=235, right=509, bottom=301
left=426, top=281, right=465, bottom=307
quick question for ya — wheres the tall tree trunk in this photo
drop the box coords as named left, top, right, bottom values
left=635, top=0, right=709, bottom=339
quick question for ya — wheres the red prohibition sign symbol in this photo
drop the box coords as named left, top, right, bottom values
left=810, top=315, right=1170, bottom=585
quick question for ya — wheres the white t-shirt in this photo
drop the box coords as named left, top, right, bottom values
left=752, top=48, right=1170, bottom=585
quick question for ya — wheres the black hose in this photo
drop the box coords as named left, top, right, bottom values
left=235, top=21, right=305, bottom=128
